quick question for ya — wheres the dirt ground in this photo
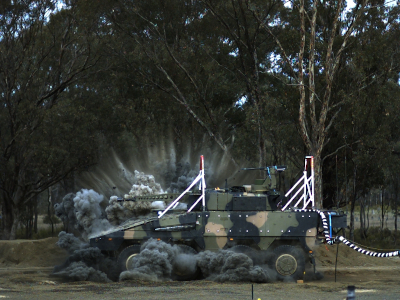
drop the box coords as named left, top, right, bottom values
left=1, top=238, right=400, bottom=300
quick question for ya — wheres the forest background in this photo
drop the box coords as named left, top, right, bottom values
left=0, top=0, right=400, bottom=245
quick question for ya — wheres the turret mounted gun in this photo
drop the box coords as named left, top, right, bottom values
left=240, top=165, right=286, bottom=193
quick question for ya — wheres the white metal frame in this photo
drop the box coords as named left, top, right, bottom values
left=158, top=155, right=206, bottom=218
left=158, top=155, right=315, bottom=216
left=281, top=156, right=315, bottom=211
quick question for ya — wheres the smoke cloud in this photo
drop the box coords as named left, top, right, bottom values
left=53, top=231, right=116, bottom=282
left=105, top=170, right=165, bottom=225
left=54, top=189, right=112, bottom=239
left=73, top=189, right=112, bottom=239
left=197, top=250, right=276, bottom=283
left=129, top=170, right=164, bottom=196
left=120, top=239, right=180, bottom=281
left=105, top=170, right=189, bottom=226
left=105, top=196, right=154, bottom=226
left=53, top=261, right=111, bottom=282
left=119, top=239, right=276, bottom=283
left=166, top=162, right=197, bottom=193
left=54, top=193, right=80, bottom=232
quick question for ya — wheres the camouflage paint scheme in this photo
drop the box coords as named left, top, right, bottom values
left=88, top=164, right=348, bottom=281
left=90, top=181, right=346, bottom=261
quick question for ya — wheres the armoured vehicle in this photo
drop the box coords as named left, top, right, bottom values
left=90, top=156, right=347, bottom=280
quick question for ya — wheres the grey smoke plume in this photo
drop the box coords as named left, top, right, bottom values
left=105, top=170, right=186, bottom=226
left=53, top=231, right=116, bottom=282
left=166, top=162, right=197, bottom=193
left=54, top=189, right=112, bottom=239
left=105, top=196, right=155, bottom=226
left=119, top=239, right=275, bottom=283
left=54, top=193, right=80, bottom=231
left=119, top=239, right=196, bottom=282
left=56, top=231, right=87, bottom=254
left=197, top=250, right=276, bottom=283
left=74, top=189, right=112, bottom=238
left=53, top=261, right=111, bottom=282
left=128, top=170, right=164, bottom=196
left=105, top=170, right=164, bottom=225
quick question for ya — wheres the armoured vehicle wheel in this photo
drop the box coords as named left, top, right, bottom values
left=172, top=245, right=199, bottom=281
left=273, top=245, right=305, bottom=280
left=117, top=245, right=141, bottom=272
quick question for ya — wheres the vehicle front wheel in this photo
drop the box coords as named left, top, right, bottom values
left=117, top=245, right=141, bottom=273
left=172, top=245, right=200, bottom=281
left=273, top=245, right=305, bottom=281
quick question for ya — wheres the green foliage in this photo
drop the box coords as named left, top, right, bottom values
left=0, top=0, right=120, bottom=239
left=2, top=0, right=400, bottom=238
left=352, top=227, right=400, bottom=249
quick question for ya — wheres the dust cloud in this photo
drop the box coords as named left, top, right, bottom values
left=52, top=232, right=116, bottom=282
left=105, top=170, right=165, bottom=225
left=119, top=239, right=276, bottom=283
left=197, top=250, right=276, bottom=283
left=53, top=169, right=194, bottom=282
left=119, top=239, right=182, bottom=281
left=55, top=189, right=112, bottom=239
left=74, top=189, right=112, bottom=239
left=54, top=193, right=79, bottom=231
left=165, top=162, right=197, bottom=193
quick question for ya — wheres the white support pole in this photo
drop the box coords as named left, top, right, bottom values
left=294, top=194, right=305, bottom=207
left=282, top=156, right=315, bottom=211
left=282, top=181, right=306, bottom=210
left=200, top=155, right=206, bottom=211
left=303, top=176, right=313, bottom=209
left=311, top=156, right=315, bottom=207
left=158, top=172, right=202, bottom=218
left=158, top=155, right=206, bottom=218
left=285, top=174, right=306, bottom=197
left=187, top=195, right=203, bottom=212
left=303, top=169, right=307, bottom=208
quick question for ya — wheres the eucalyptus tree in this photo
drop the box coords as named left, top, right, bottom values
left=320, top=1, right=400, bottom=238
left=102, top=0, right=252, bottom=166
left=94, top=0, right=400, bottom=211
left=247, top=0, right=400, bottom=208
left=0, top=1, right=102, bottom=239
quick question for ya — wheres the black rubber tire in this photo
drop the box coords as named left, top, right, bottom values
left=117, top=245, right=141, bottom=273
left=273, top=245, right=306, bottom=281
left=172, top=245, right=200, bottom=281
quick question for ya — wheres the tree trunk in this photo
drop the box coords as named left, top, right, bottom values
left=350, top=196, right=356, bottom=241
left=360, top=198, right=364, bottom=238
left=313, top=154, right=323, bottom=208
left=48, top=187, right=54, bottom=237
left=34, top=202, right=38, bottom=235
left=349, top=165, right=357, bottom=241
left=1, top=198, right=14, bottom=240
left=395, top=180, right=398, bottom=245
left=10, top=207, right=19, bottom=240
left=381, top=188, right=384, bottom=230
